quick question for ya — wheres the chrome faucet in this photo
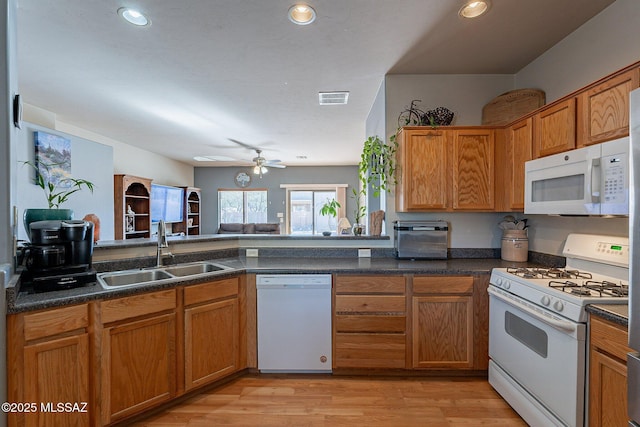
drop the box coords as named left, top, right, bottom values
left=156, top=220, right=170, bottom=267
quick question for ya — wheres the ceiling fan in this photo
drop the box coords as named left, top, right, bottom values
left=228, top=138, right=286, bottom=177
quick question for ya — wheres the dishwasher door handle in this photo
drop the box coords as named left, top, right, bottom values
left=257, top=284, right=330, bottom=289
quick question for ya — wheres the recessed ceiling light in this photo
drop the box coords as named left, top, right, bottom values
left=319, top=91, right=349, bottom=105
left=458, top=1, right=490, bottom=19
left=288, top=4, right=316, bottom=25
left=118, top=7, right=150, bottom=26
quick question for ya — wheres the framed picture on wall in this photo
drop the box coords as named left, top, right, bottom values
left=34, top=131, right=72, bottom=187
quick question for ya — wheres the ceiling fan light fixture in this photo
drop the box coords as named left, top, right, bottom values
left=288, top=4, right=316, bottom=25
left=117, top=7, right=151, bottom=26
left=458, top=0, right=490, bottom=19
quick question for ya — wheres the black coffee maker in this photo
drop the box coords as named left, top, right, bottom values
left=22, top=220, right=97, bottom=292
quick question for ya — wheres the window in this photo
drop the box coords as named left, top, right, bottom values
left=281, top=184, right=347, bottom=235
left=218, top=190, right=267, bottom=224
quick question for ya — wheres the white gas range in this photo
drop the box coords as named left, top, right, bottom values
left=488, top=233, right=629, bottom=427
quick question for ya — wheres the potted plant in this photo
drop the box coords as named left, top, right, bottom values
left=21, top=161, right=95, bottom=233
left=359, top=135, right=398, bottom=198
left=351, top=187, right=366, bottom=236
left=319, top=198, right=341, bottom=236
left=353, top=135, right=397, bottom=236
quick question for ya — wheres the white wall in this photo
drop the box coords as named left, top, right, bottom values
left=516, top=0, right=640, bottom=102
left=24, top=104, right=194, bottom=187
left=15, top=123, right=115, bottom=241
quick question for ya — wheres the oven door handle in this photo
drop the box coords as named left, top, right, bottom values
left=488, top=287, right=577, bottom=333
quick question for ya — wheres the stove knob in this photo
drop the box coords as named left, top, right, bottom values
left=553, top=300, right=564, bottom=312
left=541, top=296, right=551, bottom=306
left=495, top=278, right=503, bottom=287
left=503, top=281, right=511, bottom=290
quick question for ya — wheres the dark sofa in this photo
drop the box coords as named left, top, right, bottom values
left=216, top=223, right=281, bottom=234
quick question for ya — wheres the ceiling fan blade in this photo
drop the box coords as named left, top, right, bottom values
left=265, top=163, right=286, bottom=169
left=228, top=138, right=259, bottom=151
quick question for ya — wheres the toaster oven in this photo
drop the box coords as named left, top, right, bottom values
left=393, top=220, right=448, bottom=259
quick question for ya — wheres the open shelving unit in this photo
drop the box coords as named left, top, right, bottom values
left=114, top=174, right=152, bottom=240
left=174, top=187, right=201, bottom=236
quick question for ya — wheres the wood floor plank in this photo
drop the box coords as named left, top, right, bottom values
left=129, top=374, right=526, bottom=426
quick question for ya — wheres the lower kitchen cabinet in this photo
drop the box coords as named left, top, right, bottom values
left=7, top=304, right=91, bottom=427
left=588, top=315, right=630, bottom=427
left=99, top=289, right=177, bottom=425
left=333, top=275, right=407, bottom=369
left=411, top=276, right=474, bottom=369
left=184, top=277, right=240, bottom=391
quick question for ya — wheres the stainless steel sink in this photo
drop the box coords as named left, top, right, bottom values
left=99, top=269, right=173, bottom=287
left=164, top=262, right=229, bottom=277
left=97, top=261, right=233, bottom=288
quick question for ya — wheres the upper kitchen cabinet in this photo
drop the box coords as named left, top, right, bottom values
left=577, top=68, right=640, bottom=147
left=495, top=117, right=533, bottom=211
left=451, top=129, right=495, bottom=210
left=533, top=98, right=576, bottom=158
left=396, top=127, right=495, bottom=212
left=114, top=174, right=153, bottom=240
left=396, top=128, right=450, bottom=211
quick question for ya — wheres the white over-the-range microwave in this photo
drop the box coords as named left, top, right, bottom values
left=524, top=136, right=629, bottom=215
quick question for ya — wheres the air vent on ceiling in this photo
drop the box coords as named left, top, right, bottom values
left=319, top=91, right=349, bottom=105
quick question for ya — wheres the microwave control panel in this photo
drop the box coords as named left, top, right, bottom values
left=602, top=153, right=626, bottom=203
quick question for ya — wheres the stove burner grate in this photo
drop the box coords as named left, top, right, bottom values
left=547, top=279, right=628, bottom=298
left=584, top=280, right=629, bottom=297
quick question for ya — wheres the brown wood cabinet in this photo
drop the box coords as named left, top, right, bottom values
left=114, top=174, right=153, bottom=240
left=184, top=277, right=240, bottom=391
left=496, top=117, right=533, bottom=211
left=578, top=68, right=639, bottom=147
left=588, top=315, right=630, bottom=427
left=173, top=187, right=201, bottom=236
left=99, top=290, right=177, bottom=425
left=533, top=98, right=576, bottom=158
left=333, top=275, right=407, bottom=369
left=7, top=304, right=91, bottom=427
left=396, top=127, right=494, bottom=212
left=395, top=128, right=450, bottom=211
left=411, top=276, right=474, bottom=369
left=451, top=129, right=495, bottom=210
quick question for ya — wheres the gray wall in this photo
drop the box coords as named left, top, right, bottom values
left=365, top=0, right=638, bottom=253
left=516, top=0, right=640, bottom=103
left=195, top=166, right=359, bottom=234
left=15, top=123, right=115, bottom=241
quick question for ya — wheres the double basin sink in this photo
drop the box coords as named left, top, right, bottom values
left=97, top=261, right=233, bottom=289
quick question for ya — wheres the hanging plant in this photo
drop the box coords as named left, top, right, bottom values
left=358, top=135, right=398, bottom=198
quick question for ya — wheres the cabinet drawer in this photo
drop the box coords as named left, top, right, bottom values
left=23, top=304, right=89, bottom=341
left=335, top=275, right=405, bottom=294
left=413, top=276, right=473, bottom=294
left=335, top=295, right=405, bottom=313
left=334, top=333, right=406, bottom=368
left=184, top=277, right=239, bottom=306
left=590, top=316, right=630, bottom=361
left=335, top=314, right=406, bottom=333
left=101, top=289, right=177, bottom=324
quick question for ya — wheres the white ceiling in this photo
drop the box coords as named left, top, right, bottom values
left=16, top=0, right=615, bottom=167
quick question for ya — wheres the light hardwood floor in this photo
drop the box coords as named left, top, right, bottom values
left=129, top=374, right=527, bottom=426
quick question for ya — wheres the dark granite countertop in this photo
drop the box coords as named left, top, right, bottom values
left=7, top=256, right=546, bottom=314
left=587, top=304, right=628, bottom=327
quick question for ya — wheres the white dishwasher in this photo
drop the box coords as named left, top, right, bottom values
left=256, top=274, right=332, bottom=373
